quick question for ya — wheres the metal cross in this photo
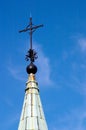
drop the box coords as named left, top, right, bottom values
left=19, top=17, right=43, bottom=62
left=19, top=17, right=43, bottom=50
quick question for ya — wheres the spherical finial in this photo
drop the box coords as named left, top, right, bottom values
left=26, top=62, right=37, bottom=74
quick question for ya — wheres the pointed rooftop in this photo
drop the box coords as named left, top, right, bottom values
left=18, top=17, right=48, bottom=130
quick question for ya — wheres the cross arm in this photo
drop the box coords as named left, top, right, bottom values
left=19, top=24, right=43, bottom=33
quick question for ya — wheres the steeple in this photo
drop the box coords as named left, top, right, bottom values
left=18, top=17, right=48, bottom=130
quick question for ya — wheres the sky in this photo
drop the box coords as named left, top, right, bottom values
left=0, top=0, right=86, bottom=129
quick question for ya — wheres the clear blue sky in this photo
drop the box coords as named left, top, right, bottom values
left=0, top=0, right=86, bottom=130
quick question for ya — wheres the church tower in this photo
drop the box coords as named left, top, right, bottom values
left=18, top=17, right=48, bottom=130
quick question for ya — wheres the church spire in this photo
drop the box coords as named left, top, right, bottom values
left=18, top=17, right=48, bottom=130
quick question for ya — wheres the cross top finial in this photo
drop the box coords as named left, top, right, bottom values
left=19, top=17, right=43, bottom=63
